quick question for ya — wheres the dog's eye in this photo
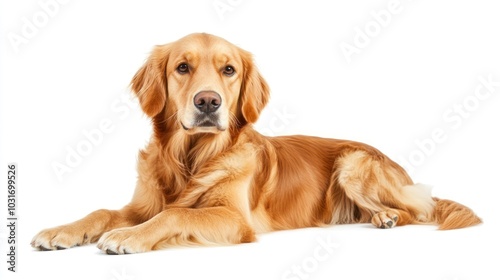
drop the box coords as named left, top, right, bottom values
left=177, top=63, right=189, bottom=74
left=223, top=65, right=235, bottom=76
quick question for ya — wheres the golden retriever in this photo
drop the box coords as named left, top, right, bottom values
left=31, top=33, right=481, bottom=254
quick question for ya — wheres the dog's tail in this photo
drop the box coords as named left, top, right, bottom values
left=432, top=197, right=482, bottom=230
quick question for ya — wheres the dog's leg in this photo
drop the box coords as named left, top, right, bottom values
left=97, top=207, right=255, bottom=254
left=31, top=209, right=136, bottom=250
left=333, top=150, right=435, bottom=228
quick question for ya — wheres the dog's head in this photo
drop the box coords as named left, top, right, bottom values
left=131, top=33, right=269, bottom=135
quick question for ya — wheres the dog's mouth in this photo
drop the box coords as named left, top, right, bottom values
left=197, top=119, right=218, bottom=127
left=181, top=117, right=226, bottom=134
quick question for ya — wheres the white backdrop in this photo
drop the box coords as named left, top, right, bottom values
left=1, top=0, right=499, bottom=279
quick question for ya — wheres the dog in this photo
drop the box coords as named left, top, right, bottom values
left=31, top=33, right=481, bottom=254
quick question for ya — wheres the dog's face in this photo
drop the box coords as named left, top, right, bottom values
left=131, top=33, right=270, bottom=134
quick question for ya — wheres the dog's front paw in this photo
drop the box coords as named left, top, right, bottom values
left=97, top=227, right=151, bottom=255
left=371, top=210, right=399, bottom=229
left=31, top=225, right=90, bottom=251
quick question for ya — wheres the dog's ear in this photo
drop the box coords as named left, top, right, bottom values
left=239, top=50, right=270, bottom=124
left=131, top=44, right=171, bottom=117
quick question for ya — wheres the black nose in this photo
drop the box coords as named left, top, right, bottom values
left=194, top=91, right=221, bottom=113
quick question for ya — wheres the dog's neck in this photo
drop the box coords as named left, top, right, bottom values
left=157, top=127, right=233, bottom=174
left=185, top=132, right=233, bottom=172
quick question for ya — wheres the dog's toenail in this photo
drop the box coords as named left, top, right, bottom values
left=106, top=249, right=118, bottom=255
